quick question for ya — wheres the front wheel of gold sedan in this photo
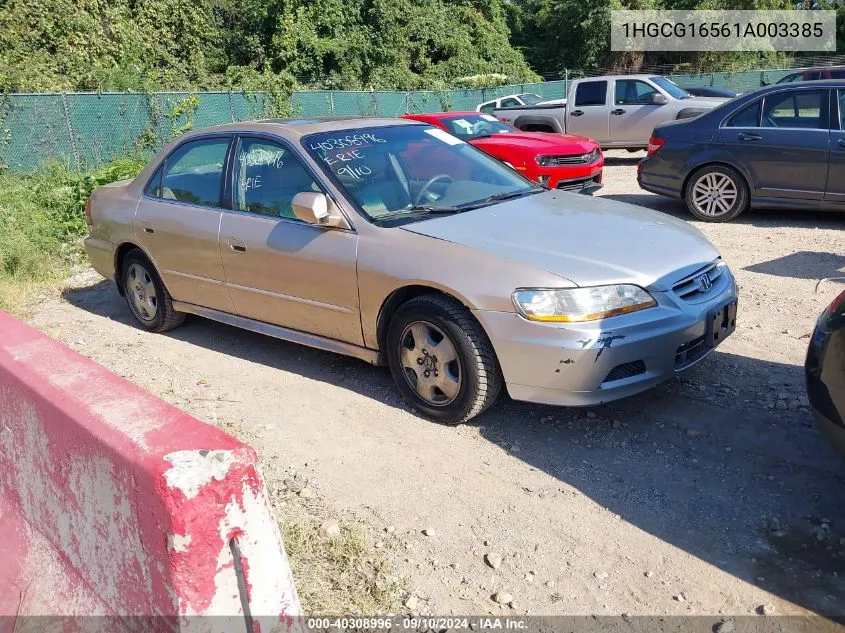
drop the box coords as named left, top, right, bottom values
left=387, top=294, right=503, bottom=425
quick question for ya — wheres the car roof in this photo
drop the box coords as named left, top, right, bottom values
left=787, top=65, right=845, bottom=73
left=756, top=78, right=845, bottom=93
left=177, top=117, right=424, bottom=140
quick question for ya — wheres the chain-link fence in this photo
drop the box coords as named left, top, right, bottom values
left=0, top=92, right=271, bottom=172
left=0, top=59, right=842, bottom=172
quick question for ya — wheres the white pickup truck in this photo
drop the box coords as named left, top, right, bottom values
left=493, top=74, right=729, bottom=150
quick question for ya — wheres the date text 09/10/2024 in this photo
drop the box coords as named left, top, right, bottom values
left=306, top=617, right=528, bottom=630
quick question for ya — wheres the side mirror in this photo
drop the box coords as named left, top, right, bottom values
left=291, top=192, right=350, bottom=229
left=651, top=93, right=669, bottom=105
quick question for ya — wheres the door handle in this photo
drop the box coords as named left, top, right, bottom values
left=737, top=132, right=761, bottom=142
left=838, top=138, right=845, bottom=148
left=141, top=222, right=154, bottom=234
left=571, top=110, right=584, bottom=117
left=227, top=238, right=247, bottom=253
left=611, top=109, right=626, bottom=115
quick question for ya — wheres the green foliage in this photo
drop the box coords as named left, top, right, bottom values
left=0, top=155, right=147, bottom=283
left=509, top=0, right=819, bottom=77
left=0, top=0, right=536, bottom=93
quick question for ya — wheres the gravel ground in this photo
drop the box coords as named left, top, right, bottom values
left=27, top=151, right=845, bottom=618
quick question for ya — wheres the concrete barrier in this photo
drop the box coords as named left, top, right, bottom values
left=0, top=310, right=300, bottom=632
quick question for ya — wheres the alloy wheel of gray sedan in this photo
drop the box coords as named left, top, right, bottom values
left=690, top=172, right=737, bottom=218
left=399, top=320, right=462, bottom=406
left=125, top=263, right=158, bottom=322
left=684, top=165, right=748, bottom=222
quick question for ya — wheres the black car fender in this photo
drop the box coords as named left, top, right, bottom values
left=681, top=148, right=756, bottom=197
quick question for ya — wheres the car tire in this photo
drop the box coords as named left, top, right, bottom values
left=121, top=249, right=185, bottom=333
left=386, top=293, right=503, bottom=425
left=684, top=165, right=749, bottom=222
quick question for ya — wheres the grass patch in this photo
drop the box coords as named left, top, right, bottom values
left=0, top=156, right=148, bottom=315
left=282, top=513, right=405, bottom=615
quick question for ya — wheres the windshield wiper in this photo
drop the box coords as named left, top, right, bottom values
left=403, top=204, right=464, bottom=214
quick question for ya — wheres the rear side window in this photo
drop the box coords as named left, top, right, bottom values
left=830, top=70, right=845, bottom=79
left=839, top=90, right=845, bottom=130
left=725, top=101, right=761, bottom=127
left=479, top=103, right=496, bottom=114
left=158, top=138, right=231, bottom=207
left=761, top=90, right=826, bottom=129
left=574, top=81, right=608, bottom=107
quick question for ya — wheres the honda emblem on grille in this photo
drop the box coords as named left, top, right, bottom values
left=697, top=273, right=713, bottom=292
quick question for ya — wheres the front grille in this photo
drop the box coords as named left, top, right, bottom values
left=556, top=174, right=602, bottom=191
left=602, top=360, right=647, bottom=384
left=543, top=151, right=597, bottom=166
left=672, top=260, right=726, bottom=301
left=675, top=335, right=707, bottom=369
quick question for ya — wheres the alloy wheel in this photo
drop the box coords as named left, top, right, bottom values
left=690, top=172, right=738, bottom=217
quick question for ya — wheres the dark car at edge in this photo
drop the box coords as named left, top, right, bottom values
left=805, top=288, right=845, bottom=456
left=638, top=80, right=845, bottom=222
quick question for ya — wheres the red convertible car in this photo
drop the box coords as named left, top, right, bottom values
left=403, top=112, right=603, bottom=193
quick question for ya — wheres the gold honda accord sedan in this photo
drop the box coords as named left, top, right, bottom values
left=85, top=118, right=737, bottom=424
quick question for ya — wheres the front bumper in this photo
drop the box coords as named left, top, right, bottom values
left=474, top=269, right=738, bottom=407
left=544, top=162, right=603, bottom=191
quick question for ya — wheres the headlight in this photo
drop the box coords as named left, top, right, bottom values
left=512, top=286, right=657, bottom=322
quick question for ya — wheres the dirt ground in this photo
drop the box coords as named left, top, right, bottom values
left=26, top=151, right=845, bottom=618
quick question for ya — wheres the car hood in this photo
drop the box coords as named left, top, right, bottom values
left=471, top=132, right=596, bottom=154
left=681, top=96, right=730, bottom=109
left=401, top=191, right=720, bottom=288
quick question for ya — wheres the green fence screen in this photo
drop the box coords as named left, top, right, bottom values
left=0, top=68, right=805, bottom=172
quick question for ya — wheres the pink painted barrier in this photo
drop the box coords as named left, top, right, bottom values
left=0, top=311, right=300, bottom=632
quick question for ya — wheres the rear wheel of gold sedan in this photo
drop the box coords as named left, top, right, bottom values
left=121, top=249, right=185, bottom=333
left=387, top=294, right=503, bottom=425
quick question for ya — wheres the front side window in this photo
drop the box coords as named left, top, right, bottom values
left=233, top=137, right=321, bottom=219
left=574, top=81, right=608, bottom=107
left=439, top=114, right=513, bottom=140
left=725, top=101, right=761, bottom=127
left=762, top=90, right=825, bottom=129
left=776, top=73, right=802, bottom=84
left=500, top=97, right=520, bottom=107
left=303, top=126, right=540, bottom=226
left=615, top=80, right=659, bottom=105
left=158, top=138, right=230, bottom=207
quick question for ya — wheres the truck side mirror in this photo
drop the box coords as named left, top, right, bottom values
left=651, top=93, right=669, bottom=105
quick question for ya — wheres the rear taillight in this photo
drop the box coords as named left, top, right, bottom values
left=646, top=136, right=666, bottom=156
left=821, top=290, right=845, bottom=320
left=84, top=198, right=93, bottom=228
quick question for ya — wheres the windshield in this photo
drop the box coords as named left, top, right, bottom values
left=518, top=93, right=545, bottom=105
left=436, top=114, right=514, bottom=140
left=303, top=125, right=541, bottom=226
left=649, top=76, right=691, bottom=99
